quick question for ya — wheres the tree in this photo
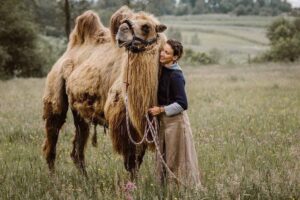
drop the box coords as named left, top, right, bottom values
left=64, top=0, right=71, bottom=39
left=192, top=0, right=207, bottom=14
left=219, top=0, right=234, bottom=13
left=0, top=0, right=44, bottom=78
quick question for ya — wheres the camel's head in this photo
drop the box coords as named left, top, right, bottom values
left=116, top=12, right=167, bottom=53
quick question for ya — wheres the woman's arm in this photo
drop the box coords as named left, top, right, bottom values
left=149, top=72, right=188, bottom=117
left=163, top=72, right=187, bottom=116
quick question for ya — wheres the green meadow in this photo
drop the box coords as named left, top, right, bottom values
left=0, top=62, right=299, bottom=199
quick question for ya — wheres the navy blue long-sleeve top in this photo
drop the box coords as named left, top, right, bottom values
left=158, top=64, right=188, bottom=115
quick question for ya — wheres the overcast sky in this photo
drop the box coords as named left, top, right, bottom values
left=287, top=0, right=300, bottom=7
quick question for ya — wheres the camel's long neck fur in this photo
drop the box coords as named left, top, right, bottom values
left=122, top=47, right=159, bottom=136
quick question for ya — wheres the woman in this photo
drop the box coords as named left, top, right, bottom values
left=149, top=39, right=202, bottom=189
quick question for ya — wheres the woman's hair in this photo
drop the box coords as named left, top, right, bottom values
left=167, top=39, right=183, bottom=60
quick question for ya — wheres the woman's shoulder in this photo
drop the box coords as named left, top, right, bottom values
left=170, top=70, right=185, bottom=84
left=170, top=70, right=184, bottom=79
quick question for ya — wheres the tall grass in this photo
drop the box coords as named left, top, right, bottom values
left=0, top=63, right=299, bottom=199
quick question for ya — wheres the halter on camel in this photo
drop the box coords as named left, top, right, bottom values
left=122, top=19, right=159, bottom=53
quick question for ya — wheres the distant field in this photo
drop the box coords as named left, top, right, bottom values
left=0, top=63, right=299, bottom=199
left=160, top=15, right=292, bottom=64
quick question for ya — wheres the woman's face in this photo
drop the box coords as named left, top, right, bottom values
left=159, top=43, right=177, bottom=65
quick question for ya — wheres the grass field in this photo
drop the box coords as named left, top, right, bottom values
left=0, top=63, right=299, bottom=199
left=160, top=15, right=294, bottom=64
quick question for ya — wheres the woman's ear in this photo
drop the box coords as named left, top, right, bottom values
left=173, top=56, right=178, bottom=62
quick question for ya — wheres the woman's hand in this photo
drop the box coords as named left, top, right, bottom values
left=148, top=106, right=164, bottom=116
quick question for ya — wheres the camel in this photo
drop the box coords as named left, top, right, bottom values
left=42, top=6, right=167, bottom=177
left=42, top=10, right=110, bottom=172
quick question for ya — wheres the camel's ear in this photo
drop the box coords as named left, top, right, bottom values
left=110, top=6, right=133, bottom=42
left=156, top=24, right=167, bottom=33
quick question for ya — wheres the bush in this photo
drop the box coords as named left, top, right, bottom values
left=209, top=48, right=222, bottom=64
left=266, top=18, right=295, bottom=43
left=234, top=5, right=247, bottom=16
left=260, top=17, right=300, bottom=62
left=268, top=36, right=300, bottom=62
left=183, top=48, right=216, bottom=65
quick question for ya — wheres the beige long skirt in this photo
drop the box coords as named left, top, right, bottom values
left=155, top=111, right=202, bottom=189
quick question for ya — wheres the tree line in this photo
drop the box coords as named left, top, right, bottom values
left=0, top=0, right=298, bottom=79
left=19, top=0, right=295, bottom=38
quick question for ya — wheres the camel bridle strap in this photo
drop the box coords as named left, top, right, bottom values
left=122, top=19, right=159, bottom=53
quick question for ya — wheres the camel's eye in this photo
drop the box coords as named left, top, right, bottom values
left=141, top=24, right=150, bottom=35
left=121, top=25, right=129, bottom=31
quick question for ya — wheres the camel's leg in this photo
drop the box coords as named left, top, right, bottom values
left=70, top=109, right=90, bottom=177
left=124, top=143, right=147, bottom=180
left=42, top=109, right=67, bottom=173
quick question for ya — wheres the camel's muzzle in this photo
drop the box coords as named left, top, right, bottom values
left=121, top=19, right=159, bottom=53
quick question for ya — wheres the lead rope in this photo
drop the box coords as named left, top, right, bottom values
left=145, top=114, right=190, bottom=188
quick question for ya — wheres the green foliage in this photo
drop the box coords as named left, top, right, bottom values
left=234, top=5, right=248, bottom=16
left=33, top=0, right=65, bottom=37
left=193, top=0, right=291, bottom=16
left=266, top=18, right=295, bottom=43
left=261, top=18, right=300, bottom=62
left=208, top=48, right=222, bottom=63
left=182, top=48, right=222, bottom=65
left=219, top=0, right=235, bottom=14
left=183, top=48, right=216, bottom=65
left=0, top=0, right=44, bottom=79
left=35, top=36, right=67, bottom=74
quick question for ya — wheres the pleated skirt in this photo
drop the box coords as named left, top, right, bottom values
left=155, top=111, right=202, bottom=189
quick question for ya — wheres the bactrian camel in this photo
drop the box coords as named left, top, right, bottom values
left=42, top=6, right=167, bottom=177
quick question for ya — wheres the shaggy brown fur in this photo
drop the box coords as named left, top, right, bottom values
left=43, top=10, right=109, bottom=117
left=42, top=7, right=167, bottom=176
left=42, top=10, right=109, bottom=174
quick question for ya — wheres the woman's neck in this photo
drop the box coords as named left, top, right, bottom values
left=164, top=62, right=176, bottom=68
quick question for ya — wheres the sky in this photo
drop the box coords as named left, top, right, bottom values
left=286, top=0, right=300, bottom=7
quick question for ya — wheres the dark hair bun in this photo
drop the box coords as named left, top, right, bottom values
left=167, top=39, right=183, bottom=60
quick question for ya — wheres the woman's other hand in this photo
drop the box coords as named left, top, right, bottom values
left=148, top=106, right=164, bottom=116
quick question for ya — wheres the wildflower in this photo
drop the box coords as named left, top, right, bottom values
left=124, top=181, right=137, bottom=192
left=122, top=181, right=137, bottom=200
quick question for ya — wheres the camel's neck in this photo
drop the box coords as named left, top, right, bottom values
left=122, top=48, right=160, bottom=134
left=124, top=50, right=159, bottom=106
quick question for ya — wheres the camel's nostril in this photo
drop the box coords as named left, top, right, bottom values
left=132, top=40, right=141, bottom=46
left=117, top=39, right=125, bottom=47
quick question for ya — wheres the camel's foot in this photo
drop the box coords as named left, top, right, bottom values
left=130, top=168, right=139, bottom=181
left=70, top=152, right=88, bottom=178
left=43, top=141, right=56, bottom=174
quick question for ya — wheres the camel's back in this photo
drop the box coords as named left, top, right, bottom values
left=65, top=42, right=126, bottom=117
left=67, top=43, right=124, bottom=92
